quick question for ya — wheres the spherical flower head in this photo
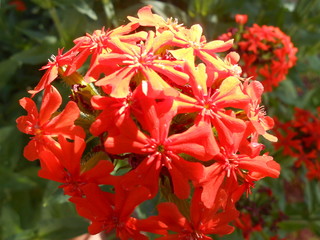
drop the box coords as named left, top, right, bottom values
left=219, top=18, right=298, bottom=92
left=240, top=24, right=297, bottom=91
left=235, top=14, right=248, bottom=25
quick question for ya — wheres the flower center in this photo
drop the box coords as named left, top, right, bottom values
left=157, top=144, right=165, bottom=153
left=33, top=124, right=42, bottom=135
left=188, top=41, right=203, bottom=49
left=182, top=232, right=205, bottom=240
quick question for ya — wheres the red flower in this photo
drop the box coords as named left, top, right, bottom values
left=38, top=136, right=115, bottom=196
left=127, top=5, right=185, bottom=32
left=242, top=79, right=277, bottom=141
left=105, top=91, right=216, bottom=199
left=65, top=23, right=147, bottom=77
left=219, top=20, right=297, bottom=91
left=200, top=129, right=280, bottom=208
left=234, top=212, right=262, bottom=240
left=240, top=24, right=297, bottom=91
left=16, top=85, right=85, bottom=160
left=89, top=88, right=137, bottom=136
left=128, top=6, right=234, bottom=68
left=168, top=24, right=234, bottom=63
left=176, top=62, right=250, bottom=146
left=138, top=188, right=238, bottom=239
left=270, top=236, right=288, bottom=240
left=273, top=108, right=320, bottom=180
left=9, top=0, right=26, bottom=11
left=235, top=14, right=248, bottom=25
left=16, top=6, right=281, bottom=239
left=70, top=184, right=152, bottom=239
left=28, top=49, right=76, bottom=96
left=92, top=30, right=188, bottom=98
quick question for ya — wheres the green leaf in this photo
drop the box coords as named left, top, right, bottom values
left=0, top=167, right=37, bottom=192
left=3, top=230, right=38, bottom=240
left=11, top=40, right=59, bottom=65
left=143, top=0, right=190, bottom=24
left=59, top=8, right=89, bottom=46
left=31, top=0, right=53, bottom=9
left=274, top=79, right=298, bottom=105
left=73, top=0, right=98, bottom=21
left=300, top=87, right=319, bottom=109
left=311, top=221, right=320, bottom=236
left=1, top=205, right=23, bottom=240
left=304, top=177, right=313, bottom=213
left=188, top=0, right=217, bottom=17
left=0, top=59, right=20, bottom=88
left=278, top=219, right=309, bottom=231
left=102, top=0, right=118, bottom=26
left=0, top=126, right=24, bottom=169
left=37, top=217, right=88, bottom=240
left=38, top=182, right=88, bottom=239
left=17, top=29, right=54, bottom=44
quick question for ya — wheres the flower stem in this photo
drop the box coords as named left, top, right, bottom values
left=46, top=0, right=68, bottom=45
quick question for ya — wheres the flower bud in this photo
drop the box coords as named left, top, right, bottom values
left=235, top=14, right=248, bottom=25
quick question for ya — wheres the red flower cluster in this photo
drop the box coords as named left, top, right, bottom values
left=219, top=14, right=298, bottom=92
left=235, top=187, right=288, bottom=240
left=274, top=108, right=320, bottom=180
left=9, top=0, right=26, bottom=12
left=16, top=6, right=280, bottom=239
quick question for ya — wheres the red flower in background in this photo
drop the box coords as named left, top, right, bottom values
left=274, top=108, right=320, bottom=180
left=235, top=187, right=288, bottom=240
left=219, top=16, right=297, bottom=92
left=235, top=14, right=248, bottom=25
left=234, top=212, right=262, bottom=240
left=9, top=0, right=26, bottom=11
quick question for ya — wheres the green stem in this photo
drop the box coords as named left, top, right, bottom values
left=46, top=0, right=67, bottom=46
left=160, top=177, right=191, bottom=221
left=260, top=231, right=270, bottom=240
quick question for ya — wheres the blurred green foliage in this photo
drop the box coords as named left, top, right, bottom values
left=1, top=0, right=320, bottom=239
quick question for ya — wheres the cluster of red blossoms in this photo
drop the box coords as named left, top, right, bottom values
left=274, top=108, right=320, bottom=181
left=9, top=0, right=26, bottom=12
left=219, top=14, right=298, bottom=92
left=235, top=187, right=288, bottom=240
left=16, top=6, right=280, bottom=239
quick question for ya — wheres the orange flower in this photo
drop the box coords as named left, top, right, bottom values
left=93, top=30, right=188, bottom=98
left=28, top=49, right=76, bottom=96
left=17, top=86, right=85, bottom=160
left=16, top=6, right=281, bottom=239
left=138, top=189, right=238, bottom=239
